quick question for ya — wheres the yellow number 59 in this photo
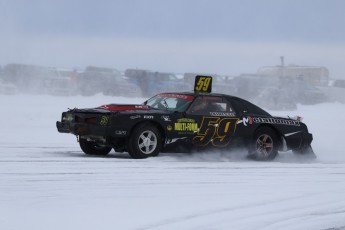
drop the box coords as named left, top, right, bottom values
left=194, top=76, right=212, bottom=93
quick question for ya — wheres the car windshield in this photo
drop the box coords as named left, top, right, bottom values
left=145, top=93, right=194, bottom=112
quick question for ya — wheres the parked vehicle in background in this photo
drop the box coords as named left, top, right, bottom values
left=153, top=72, right=189, bottom=93
left=231, top=74, right=328, bottom=110
left=333, top=79, right=345, bottom=88
left=0, top=80, right=18, bottom=95
left=103, top=74, right=142, bottom=97
left=77, top=66, right=119, bottom=96
left=77, top=66, right=141, bottom=97
left=44, top=76, right=73, bottom=96
left=124, top=69, right=152, bottom=97
left=125, top=69, right=188, bottom=97
left=3, top=63, right=60, bottom=94
left=41, top=68, right=80, bottom=96
left=257, top=62, right=329, bottom=87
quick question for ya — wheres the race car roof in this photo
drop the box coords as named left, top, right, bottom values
left=158, top=91, right=242, bottom=100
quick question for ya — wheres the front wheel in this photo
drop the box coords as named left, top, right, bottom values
left=79, top=138, right=112, bottom=156
left=249, top=127, right=279, bottom=161
left=127, top=124, right=162, bottom=159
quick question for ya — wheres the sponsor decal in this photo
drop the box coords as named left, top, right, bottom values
left=193, top=117, right=239, bottom=147
left=115, top=130, right=127, bottom=135
left=158, top=94, right=194, bottom=101
left=253, top=117, right=300, bottom=126
left=161, top=116, right=171, bottom=122
left=174, top=123, right=198, bottom=132
left=174, top=118, right=198, bottom=132
left=130, top=115, right=141, bottom=119
left=237, top=116, right=299, bottom=126
left=201, top=96, right=222, bottom=101
left=98, top=104, right=149, bottom=111
left=177, top=118, right=195, bottom=123
left=209, top=112, right=236, bottom=117
left=144, top=115, right=154, bottom=119
left=167, top=125, right=172, bottom=131
left=135, top=105, right=149, bottom=109
left=237, top=117, right=253, bottom=126
left=100, top=116, right=109, bottom=125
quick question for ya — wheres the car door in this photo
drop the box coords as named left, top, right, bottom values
left=184, top=95, right=240, bottom=148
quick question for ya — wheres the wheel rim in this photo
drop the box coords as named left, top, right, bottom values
left=138, top=130, right=157, bottom=155
left=256, top=134, right=274, bottom=157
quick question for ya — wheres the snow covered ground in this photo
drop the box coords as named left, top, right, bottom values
left=1, top=94, right=345, bottom=230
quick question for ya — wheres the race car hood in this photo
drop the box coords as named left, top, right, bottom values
left=97, top=104, right=150, bottom=112
left=67, top=104, right=150, bottom=114
left=67, top=103, right=172, bottom=115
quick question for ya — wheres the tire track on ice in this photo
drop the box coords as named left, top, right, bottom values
left=138, top=192, right=345, bottom=230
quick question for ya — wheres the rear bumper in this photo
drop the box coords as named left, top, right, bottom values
left=284, top=131, right=313, bottom=151
left=303, top=132, right=313, bottom=146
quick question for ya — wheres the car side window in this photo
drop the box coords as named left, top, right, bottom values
left=187, top=96, right=236, bottom=116
left=231, top=98, right=270, bottom=116
left=208, top=101, right=236, bottom=117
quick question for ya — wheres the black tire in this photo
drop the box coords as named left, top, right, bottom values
left=127, top=124, right=162, bottom=159
left=79, top=138, right=112, bottom=156
left=249, top=127, right=279, bottom=161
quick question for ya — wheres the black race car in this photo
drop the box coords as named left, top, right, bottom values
left=56, top=76, right=314, bottom=160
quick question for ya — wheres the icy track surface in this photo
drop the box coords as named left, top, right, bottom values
left=1, top=95, right=345, bottom=230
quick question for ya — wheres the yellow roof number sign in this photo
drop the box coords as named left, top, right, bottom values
left=194, top=75, right=212, bottom=93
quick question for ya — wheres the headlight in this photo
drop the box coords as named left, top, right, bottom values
left=62, top=113, right=73, bottom=122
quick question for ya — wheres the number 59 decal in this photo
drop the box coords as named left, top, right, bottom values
left=192, top=117, right=239, bottom=147
left=194, top=75, right=212, bottom=93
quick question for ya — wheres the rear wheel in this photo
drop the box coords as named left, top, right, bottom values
left=127, top=124, right=162, bottom=159
left=249, top=127, right=279, bottom=161
left=79, top=138, right=112, bottom=156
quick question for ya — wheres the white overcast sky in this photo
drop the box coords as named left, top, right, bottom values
left=1, top=0, right=345, bottom=78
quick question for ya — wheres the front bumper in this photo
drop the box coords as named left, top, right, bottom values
left=56, top=121, right=109, bottom=136
left=56, top=121, right=71, bottom=133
